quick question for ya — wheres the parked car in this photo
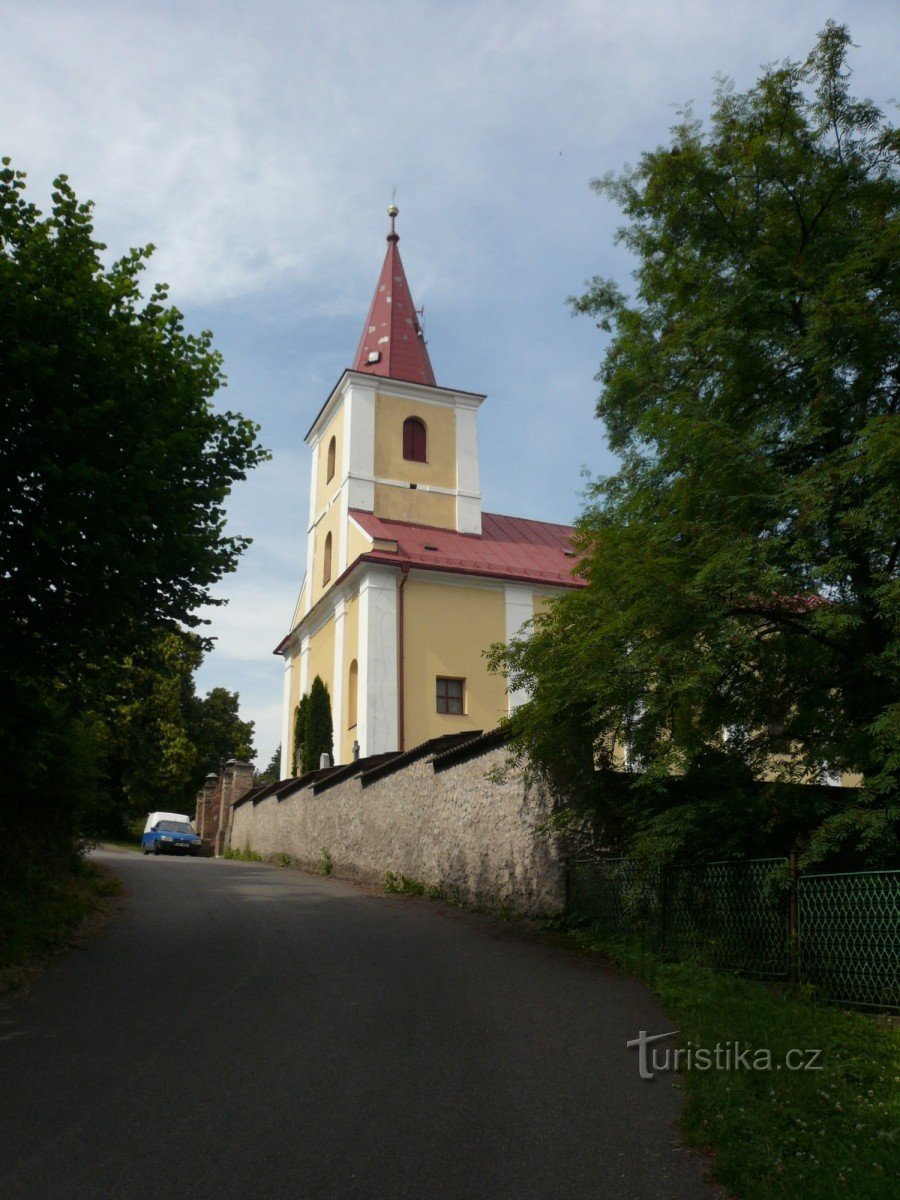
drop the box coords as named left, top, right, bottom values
left=141, top=812, right=202, bottom=857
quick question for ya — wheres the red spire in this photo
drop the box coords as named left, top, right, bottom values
left=352, top=205, right=436, bottom=387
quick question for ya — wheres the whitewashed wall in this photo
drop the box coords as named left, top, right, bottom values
left=230, top=744, right=563, bottom=916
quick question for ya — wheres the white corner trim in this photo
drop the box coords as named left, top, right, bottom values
left=504, top=583, right=534, bottom=712
left=280, top=657, right=294, bottom=778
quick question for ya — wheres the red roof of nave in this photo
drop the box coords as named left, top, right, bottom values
left=348, top=509, right=585, bottom=589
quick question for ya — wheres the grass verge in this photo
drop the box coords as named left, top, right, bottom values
left=574, top=927, right=899, bottom=1200
left=0, top=858, right=123, bottom=993
left=223, top=845, right=262, bottom=862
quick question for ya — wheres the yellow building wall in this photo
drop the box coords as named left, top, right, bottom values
left=402, top=579, right=507, bottom=748
left=291, top=579, right=308, bottom=628
left=314, top=405, right=345, bottom=515
left=286, top=645, right=303, bottom=773
left=373, top=482, right=456, bottom=527
left=307, top=615, right=335, bottom=701
left=346, top=520, right=372, bottom=566
left=374, top=391, right=457, bottom=489
left=310, top=505, right=343, bottom=607
left=341, top=591, right=360, bottom=763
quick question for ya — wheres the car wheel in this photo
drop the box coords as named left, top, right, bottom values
left=153, top=844, right=161, bottom=855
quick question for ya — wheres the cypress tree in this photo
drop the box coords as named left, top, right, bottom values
left=293, top=693, right=310, bottom=775
left=300, top=677, right=333, bottom=774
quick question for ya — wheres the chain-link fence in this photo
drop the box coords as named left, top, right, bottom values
left=799, top=870, right=900, bottom=1011
left=567, top=857, right=899, bottom=1011
left=665, top=859, right=788, bottom=977
left=566, top=857, right=662, bottom=939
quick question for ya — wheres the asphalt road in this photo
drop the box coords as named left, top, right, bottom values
left=0, top=852, right=714, bottom=1200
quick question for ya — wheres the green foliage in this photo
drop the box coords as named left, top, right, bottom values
left=576, top=927, right=899, bottom=1200
left=299, top=676, right=333, bottom=774
left=0, top=162, right=266, bottom=872
left=492, top=25, right=899, bottom=866
left=292, top=694, right=310, bottom=775
left=319, top=848, right=333, bottom=876
left=383, top=871, right=425, bottom=895
left=223, top=845, right=262, bottom=862
left=382, top=872, right=462, bottom=904
left=258, top=744, right=282, bottom=785
left=80, top=630, right=256, bottom=836
left=192, top=686, right=256, bottom=775
left=0, top=860, right=122, bottom=989
left=0, top=160, right=267, bottom=685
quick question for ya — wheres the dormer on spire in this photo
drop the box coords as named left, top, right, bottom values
left=352, top=206, right=437, bottom=387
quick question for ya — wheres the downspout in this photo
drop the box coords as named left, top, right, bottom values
left=397, top=562, right=410, bottom=752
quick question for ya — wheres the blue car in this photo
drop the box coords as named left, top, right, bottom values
left=141, top=816, right=203, bottom=857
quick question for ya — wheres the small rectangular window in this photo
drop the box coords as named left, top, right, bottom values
left=436, top=677, right=465, bottom=715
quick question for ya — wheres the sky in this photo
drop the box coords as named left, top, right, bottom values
left=3, top=1, right=897, bottom=767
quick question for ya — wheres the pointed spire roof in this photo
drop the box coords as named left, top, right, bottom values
left=352, top=205, right=436, bottom=387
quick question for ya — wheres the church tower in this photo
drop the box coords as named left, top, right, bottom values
left=276, top=208, right=579, bottom=776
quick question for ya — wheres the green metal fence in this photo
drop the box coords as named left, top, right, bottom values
left=567, top=858, right=900, bottom=1011
left=665, top=859, right=788, bottom=977
left=799, top=870, right=900, bottom=1011
left=566, top=857, right=662, bottom=939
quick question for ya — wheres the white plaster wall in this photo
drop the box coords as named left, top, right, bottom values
left=228, top=743, right=563, bottom=916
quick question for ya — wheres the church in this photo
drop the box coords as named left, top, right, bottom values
left=275, top=206, right=582, bottom=776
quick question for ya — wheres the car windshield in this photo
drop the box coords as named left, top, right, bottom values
left=157, top=821, right=194, bottom=834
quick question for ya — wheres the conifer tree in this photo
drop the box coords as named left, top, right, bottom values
left=301, top=677, right=334, bottom=774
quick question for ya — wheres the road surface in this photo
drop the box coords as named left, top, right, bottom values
left=0, top=851, right=713, bottom=1199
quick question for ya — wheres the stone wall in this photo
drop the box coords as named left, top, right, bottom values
left=229, top=740, right=564, bottom=916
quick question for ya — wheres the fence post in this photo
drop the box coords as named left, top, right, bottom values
left=788, top=847, right=799, bottom=995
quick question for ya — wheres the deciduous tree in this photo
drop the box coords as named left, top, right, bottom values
left=493, top=24, right=898, bottom=865
left=0, top=163, right=267, bottom=867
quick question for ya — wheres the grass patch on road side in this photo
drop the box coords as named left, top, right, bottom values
left=0, top=858, right=123, bottom=993
left=223, top=845, right=262, bottom=862
left=573, top=927, right=899, bottom=1200
left=383, top=871, right=463, bottom=905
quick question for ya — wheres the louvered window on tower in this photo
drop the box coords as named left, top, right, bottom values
left=403, top=416, right=427, bottom=463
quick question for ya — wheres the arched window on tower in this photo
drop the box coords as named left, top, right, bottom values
left=326, top=435, right=336, bottom=483
left=402, top=417, right=427, bottom=463
left=323, top=532, right=332, bottom=585
left=347, top=660, right=358, bottom=729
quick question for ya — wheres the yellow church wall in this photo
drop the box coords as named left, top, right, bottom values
left=314, top=404, right=345, bottom=516
left=374, top=482, right=456, bottom=527
left=346, top=520, right=372, bottom=567
left=286, top=645, right=303, bottom=773
left=402, top=579, right=507, bottom=749
left=310, top=505, right=343, bottom=606
left=307, top=614, right=336, bottom=705
left=374, top=391, right=457, bottom=490
left=292, top=578, right=308, bottom=628
left=341, top=591, right=360, bottom=763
